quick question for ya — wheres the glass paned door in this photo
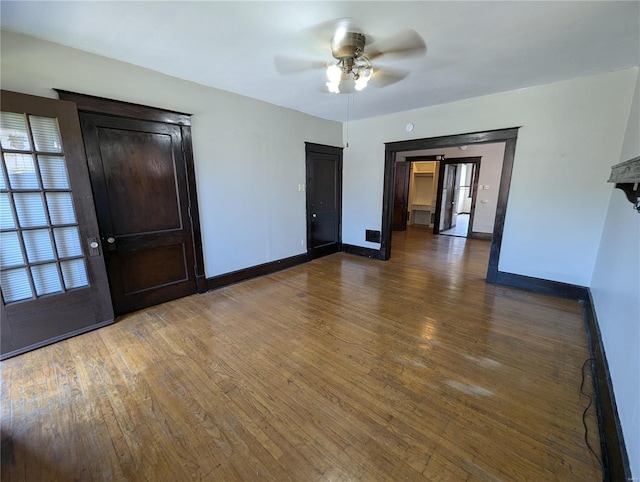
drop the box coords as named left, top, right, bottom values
left=0, top=91, right=113, bottom=359
left=1, top=113, right=89, bottom=302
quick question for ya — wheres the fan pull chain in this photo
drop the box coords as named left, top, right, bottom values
left=345, top=91, right=356, bottom=148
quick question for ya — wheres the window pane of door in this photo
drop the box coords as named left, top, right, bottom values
left=0, top=231, right=24, bottom=267
left=0, top=268, right=33, bottom=302
left=29, top=116, right=62, bottom=153
left=53, top=226, right=82, bottom=258
left=46, top=192, right=76, bottom=225
left=0, top=112, right=30, bottom=151
left=61, top=258, right=88, bottom=289
left=31, top=263, right=62, bottom=296
left=0, top=193, right=15, bottom=229
left=22, top=229, right=55, bottom=263
left=14, top=193, right=47, bottom=227
left=4, top=153, right=39, bottom=189
left=39, top=155, right=69, bottom=189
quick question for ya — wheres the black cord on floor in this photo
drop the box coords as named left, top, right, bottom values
left=580, top=357, right=605, bottom=481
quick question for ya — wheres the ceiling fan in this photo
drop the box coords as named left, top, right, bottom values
left=275, top=18, right=427, bottom=94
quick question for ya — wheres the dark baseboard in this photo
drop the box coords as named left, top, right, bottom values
left=207, top=253, right=310, bottom=290
left=494, top=270, right=589, bottom=300
left=469, top=231, right=492, bottom=240
left=195, top=274, right=208, bottom=293
left=581, top=291, right=631, bottom=482
left=342, top=243, right=385, bottom=260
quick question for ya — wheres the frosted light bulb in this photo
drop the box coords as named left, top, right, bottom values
left=326, top=64, right=342, bottom=83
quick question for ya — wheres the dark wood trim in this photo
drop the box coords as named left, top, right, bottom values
left=342, top=243, right=385, bottom=260
left=469, top=232, right=492, bottom=240
left=55, top=90, right=191, bottom=126
left=382, top=128, right=520, bottom=283
left=181, top=126, right=207, bottom=293
left=405, top=155, right=443, bottom=162
left=433, top=157, right=481, bottom=236
left=304, top=142, right=344, bottom=155
left=0, top=318, right=114, bottom=361
left=386, top=128, right=520, bottom=152
left=382, top=148, right=396, bottom=259
left=581, top=291, right=632, bottom=482
left=494, top=271, right=588, bottom=300
left=207, top=253, right=310, bottom=290
left=486, top=136, right=518, bottom=282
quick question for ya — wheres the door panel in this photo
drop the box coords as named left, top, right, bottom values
left=79, top=113, right=197, bottom=315
left=306, top=143, right=342, bottom=259
left=0, top=91, right=113, bottom=359
left=99, top=128, right=181, bottom=234
left=392, top=161, right=411, bottom=231
left=119, top=244, right=187, bottom=294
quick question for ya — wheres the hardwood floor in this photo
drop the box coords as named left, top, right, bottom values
left=1, top=226, right=601, bottom=481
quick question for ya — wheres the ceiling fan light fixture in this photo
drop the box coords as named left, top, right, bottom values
left=354, top=73, right=369, bottom=91
left=326, top=63, right=342, bottom=83
left=326, top=81, right=340, bottom=94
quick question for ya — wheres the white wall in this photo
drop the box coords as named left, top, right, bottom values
left=343, top=69, right=638, bottom=285
left=0, top=31, right=342, bottom=277
left=590, top=72, right=640, bottom=479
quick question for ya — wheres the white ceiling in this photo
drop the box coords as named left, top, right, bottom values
left=2, top=1, right=639, bottom=122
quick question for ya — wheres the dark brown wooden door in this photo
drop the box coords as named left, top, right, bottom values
left=440, top=164, right=457, bottom=231
left=392, top=161, right=411, bottom=231
left=79, top=113, right=198, bottom=315
left=306, top=143, right=342, bottom=259
left=0, top=91, right=113, bottom=359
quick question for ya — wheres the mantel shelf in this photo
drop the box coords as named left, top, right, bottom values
left=608, top=156, right=640, bottom=212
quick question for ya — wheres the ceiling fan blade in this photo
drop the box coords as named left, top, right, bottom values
left=370, top=67, right=410, bottom=88
left=367, top=29, right=426, bottom=61
left=274, top=56, right=327, bottom=75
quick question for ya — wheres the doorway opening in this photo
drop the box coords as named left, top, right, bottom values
left=382, top=128, right=519, bottom=282
left=392, top=155, right=441, bottom=232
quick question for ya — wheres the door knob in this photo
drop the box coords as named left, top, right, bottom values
left=87, top=237, right=100, bottom=256
left=312, top=213, right=317, bottom=218
left=107, top=237, right=115, bottom=244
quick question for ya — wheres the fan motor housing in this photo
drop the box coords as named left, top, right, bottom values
left=331, top=32, right=366, bottom=60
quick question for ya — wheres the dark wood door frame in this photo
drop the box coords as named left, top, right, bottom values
left=433, top=157, right=481, bottom=237
left=398, top=155, right=442, bottom=230
left=55, top=90, right=207, bottom=294
left=392, top=160, right=411, bottom=231
left=382, top=128, right=519, bottom=282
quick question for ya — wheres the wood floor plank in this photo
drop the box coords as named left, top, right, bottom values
left=0, top=227, right=602, bottom=481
